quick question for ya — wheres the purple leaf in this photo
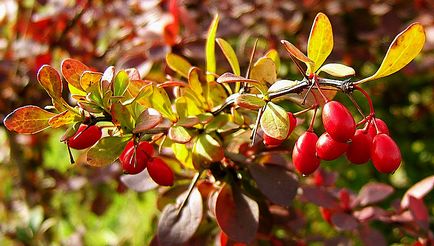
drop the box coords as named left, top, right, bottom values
left=356, top=183, right=394, bottom=206
left=408, top=196, right=429, bottom=230
left=157, top=188, right=203, bottom=246
left=249, top=163, right=298, bottom=206
left=331, top=212, right=359, bottom=231
left=301, top=186, right=339, bottom=209
left=401, top=175, right=434, bottom=209
left=358, top=225, right=387, bottom=246
left=353, top=206, right=388, bottom=222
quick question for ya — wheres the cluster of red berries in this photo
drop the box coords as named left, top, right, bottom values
left=119, top=140, right=174, bottom=186
left=292, top=100, right=402, bottom=176
left=66, top=124, right=174, bottom=186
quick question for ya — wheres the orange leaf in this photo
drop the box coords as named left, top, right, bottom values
left=61, top=58, right=89, bottom=91
left=4, top=106, right=56, bottom=134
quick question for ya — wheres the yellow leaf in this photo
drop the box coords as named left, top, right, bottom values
left=307, top=13, right=334, bottom=73
left=250, top=57, right=277, bottom=85
left=265, top=49, right=280, bottom=74
left=216, top=38, right=240, bottom=76
left=318, top=63, right=355, bottom=77
left=356, top=23, right=425, bottom=84
left=172, top=143, right=194, bottom=169
left=48, top=110, right=81, bottom=128
left=80, top=71, right=103, bottom=92
left=205, top=14, right=219, bottom=83
left=166, top=53, right=192, bottom=78
left=260, top=102, right=289, bottom=140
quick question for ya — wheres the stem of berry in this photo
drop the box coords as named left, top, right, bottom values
left=346, top=93, right=365, bottom=118
left=354, top=85, right=375, bottom=116
left=250, top=104, right=266, bottom=146
left=313, top=75, right=329, bottom=103
left=294, top=105, right=316, bottom=117
left=308, top=104, right=319, bottom=132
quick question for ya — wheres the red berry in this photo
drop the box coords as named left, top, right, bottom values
left=322, top=101, right=355, bottom=142
left=371, top=134, right=401, bottom=173
left=368, top=118, right=389, bottom=138
left=67, top=125, right=102, bottom=150
left=346, top=129, right=372, bottom=164
left=316, top=132, right=348, bottom=161
left=339, top=189, right=351, bottom=211
left=292, top=131, right=320, bottom=175
left=147, top=158, right=174, bottom=186
left=320, top=207, right=332, bottom=224
left=119, top=141, right=154, bottom=174
left=263, top=112, right=297, bottom=146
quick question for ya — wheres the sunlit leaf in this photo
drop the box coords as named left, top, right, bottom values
left=281, top=40, right=314, bottom=71
left=356, top=23, right=425, bottom=84
left=166, top=53, right=192, bottom=78
left=176, top=116, right=200, bottom=127
left=172, top=142, right=194, bottom=169
left=356, top=183, right=394, bottom=206
left=216, top=38, right=240, bottom=76
left=151, top=86, right=178, bottom=122
left=60, top=122, right=81, bottom=142
left=86, top=136, right=130, bottom=167
left=188, top=67, right=206, bottom=104
left=408, top=196, right=429, bottom=230
left=205, top=114, right=229, bottom=133
left=101, top=66, right=115, bottom=84
left=260, top=102, right=289, bottom=140
left=248, top=163, right=298, bottom=206
left=168, top=125, right=193, bottom=143
left=192, top=134, right=224, bottom=169
left=205, top=14, right=219, bottom=82
left=215, top=184, right=259, bottom=243
left=80, top=71, right=103, bottom=92
left=249, top=57, right=277, bottom=85
left=157, top=188, right=203, bottom=245
left=401, top=175, right=434, bottom=208
left=318, top=63, right=355, bottom=77
left=120, top=169, right=158, bottom=192
left=268, top=79, right=300, bottom=94
left=126, top=81, right=153, bottom=107
left=133, top=108, right=162, bottom=133
left=4, top=105, right=56, bottom=134
left=61, top=58, right=88, bottom=91
left=125, top=67, right=140, bottom=80
left=111, top=103, right=135, bottom=132
left=48, top=110, right=80, bottom=128
left=113, top=70, right=130, bottom=97
left=175, top=93, right=203, bottom=118
left=217, top=73, right=267, bottom=95
left=307, top=12, right=334, bottom=73
left=235, top=94, right=266, bottom=110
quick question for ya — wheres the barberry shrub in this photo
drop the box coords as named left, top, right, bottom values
left=4, top=12, right=433, bottom=245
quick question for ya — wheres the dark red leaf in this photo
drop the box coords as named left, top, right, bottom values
left=215, top=185, right=259, bottom=243
left=248, top=163, right=298, bottom=206
left=331, top=212, right=358, bottom=231
left=353, top=206, right=388, bottom=222
left=356, top=183, right=394, bottom=206
left=157, top=188, right=203, bottom=246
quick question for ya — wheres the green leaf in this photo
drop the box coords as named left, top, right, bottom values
left=166, top=53, right=192, bottom=78
left=318, top=63, right=355, bottom=77
left=307, top=12, right=334, bottom=73
left=216, top=38, right=240, bottom=76
left=61, top=58, right=88, bottom=91
left=172, top=143, right=194, bottom=169
left=113, top=70, right=130, bottom=97
left=249, top=57, right=277, bottom=85
left=260, top=102, right=289, bottom=140
left=175, top=96, right=203, bottom=119
left=168, top=125, right=193, bottom=143
left=356, top=23, right=426, bottom=84
left=235, top=94, right=266, bottom=110
left=192, top=134, right=224, bottom=169
left=206, top=14, right=219, bottom=83
left=205, top=113, right=230, bottom=133
left=176, top=116, right=200, bottom=127
left=86, top=136, right=130, bottom=167
left=4, top=105, right=56, bottom=134
left=110, top=103, right=135, bottom=132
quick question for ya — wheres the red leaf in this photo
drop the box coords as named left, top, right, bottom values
left=356, top=183, right=394, bottom=206
left=215, top=185, right=259, bottom=243
left=401, top=175, right=434, bottom=209
left=408, top=196, right=429, bottom=230
left=4, top=106, right=56, bottom=134
left=358, top=225, right=387, bottom=246
left=37, top=65, right=63, bottom=98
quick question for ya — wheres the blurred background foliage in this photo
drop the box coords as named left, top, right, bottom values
left=0, top=0, right=433, bottom=245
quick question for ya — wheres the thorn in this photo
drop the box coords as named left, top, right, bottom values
left=176, top=171, right=202, bottom=216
